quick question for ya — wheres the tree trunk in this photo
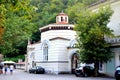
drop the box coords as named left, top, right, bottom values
left=94, top=62, right=99, bottom=77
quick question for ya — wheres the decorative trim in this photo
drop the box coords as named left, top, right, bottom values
left=35, top=61, right=68, bottom=63
left=110, top=43, right=120, bottom=48
left=40, top=26, right=73, bottom=33
left=28, top=41, right=41, bottom=45
left=50, top=37, right=70, bottom=41
left=67, top=47, right=77, bottom=49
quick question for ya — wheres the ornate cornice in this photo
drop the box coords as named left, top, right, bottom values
left=40, top=24, right=74, bottom=33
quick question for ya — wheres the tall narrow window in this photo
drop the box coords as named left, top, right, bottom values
left=61, top=17, right=63, bottom=21
left=43, top=43, right=48, bottom=61
left=56, top=17, right=59, bottom=22
left=65, top=17, right=67, bottom=22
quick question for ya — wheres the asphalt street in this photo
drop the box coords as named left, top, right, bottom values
left=0, top=69, right=115, bottom=80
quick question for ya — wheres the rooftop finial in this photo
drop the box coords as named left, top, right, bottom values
left=61, top=10, right=63, bottom=13
left=28, top=38, right=31, bottom=45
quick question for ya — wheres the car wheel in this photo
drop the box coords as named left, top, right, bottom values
left=42, top=71, right=45, bottom=74
left=34, top=71, right=37, bottom=74
left=29, top=71, right=31, bottom=73
left=83, top=73, right=88, bottom=77
left=75, top=73, right=80, bottom=77
left=75, top=74, right=79, bottom=77
left=116, top=78, right=120, bottom=80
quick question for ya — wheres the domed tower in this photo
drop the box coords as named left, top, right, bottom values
left=39, top=12, right=76, bottom=42
left=56, top=11, right=68, bottom=24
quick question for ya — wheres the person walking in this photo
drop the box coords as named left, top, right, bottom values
left=0, top=63, right=3, bottom=74
left=10, top=65, right=14, bottom=75
left=4, top=65, right=8, bottom=75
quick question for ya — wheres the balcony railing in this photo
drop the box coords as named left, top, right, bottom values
left=105, top=37, right=120, bottom=47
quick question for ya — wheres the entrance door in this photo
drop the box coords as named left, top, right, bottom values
left=71, top=53, right=78, bottom=73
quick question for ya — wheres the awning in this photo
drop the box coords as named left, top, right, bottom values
left=2, top=61, right=15, bottom=64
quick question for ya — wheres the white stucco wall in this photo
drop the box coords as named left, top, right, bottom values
left=107, top=1, right=120, bottom=36
left=33, top=44, right=42, bottom=61
left=27, top=43, right=42, bottom=70
left=41, top=30, right=76, bottom=42
left=54, top=40, right=69, bottom=61
left=91, top=1, right=120, bottom=36
left=38, top=39, right=70, bottom=74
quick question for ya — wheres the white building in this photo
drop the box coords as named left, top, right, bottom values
left=26, top=12, right=79, bottom=74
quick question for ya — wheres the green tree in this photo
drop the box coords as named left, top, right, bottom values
left=66, top=3, right=86, bottom=24
left=82, top=0, right=99, bottom=5
left=0, top=0, right=36, bottom=61
left=0, top=1, right=6, bottom=44
left=75, top=6, right=113, bottom=76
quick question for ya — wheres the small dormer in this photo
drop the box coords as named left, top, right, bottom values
left=56, top=11, right=68, bottom=24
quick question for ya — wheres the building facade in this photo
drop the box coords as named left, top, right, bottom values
left=26, top=12, right=79, bottom=74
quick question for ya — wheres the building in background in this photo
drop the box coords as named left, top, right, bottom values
left=89, top=0, right=120, bottom=76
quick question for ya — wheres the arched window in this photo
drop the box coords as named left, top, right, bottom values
left=69, top=39, right=77, bottom=48
left=43, top=43, right=48, bottom=61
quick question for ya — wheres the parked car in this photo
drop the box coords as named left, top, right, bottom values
left=74, top=66, right=94, bottom=77
left=115, top=66, right=120, bottom=80
left=29, top=66, right=45, bottom=74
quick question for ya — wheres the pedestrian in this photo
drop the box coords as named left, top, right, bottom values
left=4, top=65, right=8, bottom=75
left=10, top=65, right=14, bottom=75
left=0, top=63, right=3, bottom=74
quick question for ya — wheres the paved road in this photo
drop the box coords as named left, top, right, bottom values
left=0, top=69, right=115, bottom=80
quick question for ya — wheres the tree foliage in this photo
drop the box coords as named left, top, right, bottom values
left=0, top=0, right=36, bottom=61
left=0, top=2, right=6, bottom=44
left=75, top=6, right=113, bottom=76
